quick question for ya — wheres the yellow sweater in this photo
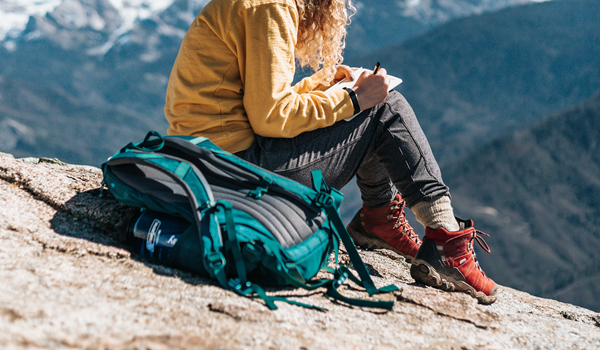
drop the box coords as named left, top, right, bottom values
left=164, top=0, right=354, bottom=153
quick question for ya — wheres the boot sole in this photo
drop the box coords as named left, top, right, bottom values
left=410, top=259, right=498, bottom=305
left=347, top=223, right=416, bottom=263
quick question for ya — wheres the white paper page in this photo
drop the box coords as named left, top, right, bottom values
left=326, top=68, right=403, bottom=92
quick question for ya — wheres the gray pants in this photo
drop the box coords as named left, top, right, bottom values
left=236, top=91, right=450, bottom=209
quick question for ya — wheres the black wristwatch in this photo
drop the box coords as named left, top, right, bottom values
left=343, top=87, right=361, bottom=115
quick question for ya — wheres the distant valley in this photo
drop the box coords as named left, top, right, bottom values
left=348, top=0, right=600, bottom=163
left=445, top=93, right=600, bottom=312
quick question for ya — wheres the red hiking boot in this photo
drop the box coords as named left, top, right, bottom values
left=347, top=194, right=421, bottom=262
left=410, top=218, right=498, bottom=304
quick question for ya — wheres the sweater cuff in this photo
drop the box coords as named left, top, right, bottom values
left=326, top=88, right=356, bottom=121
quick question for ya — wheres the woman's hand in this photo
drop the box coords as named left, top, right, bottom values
left=333, top=65, right=354, bottom=83
left=353, top=68, right=390, bottom=111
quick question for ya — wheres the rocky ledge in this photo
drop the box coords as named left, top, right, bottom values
left=1, top=152, right=599, bottom=350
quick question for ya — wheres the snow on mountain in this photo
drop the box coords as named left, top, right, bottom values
left=107, top=0, right=174, bottom=33
left=0, top=0, right=62, bottom=41
left=397, top=0, right=533, bottom=24
left=349, top=0, right=553, bottom=27
left=0, top=0, right=170, bottom=41
left=0, top=0, right=557, bottom=74
left=0, top=0, right=208, bottom=54
left=1, top=0, right=553, bottom=49
left=0, top=0, right=555, bottom=62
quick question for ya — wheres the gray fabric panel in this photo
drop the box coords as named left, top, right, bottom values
left=212, top=186, right=325, bottom=248
left=110, top=163, right=188, bottom=204
left=147, top=138, right=327, bottom=247
left=161, top=138, right=311, bottom=209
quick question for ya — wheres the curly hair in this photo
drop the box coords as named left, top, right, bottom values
left=295, top=0, right=356, bottom=85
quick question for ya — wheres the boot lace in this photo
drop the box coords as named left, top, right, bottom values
left=389, top=197, right=421, bottom=244
left=468, top=229, right=491, bottom=275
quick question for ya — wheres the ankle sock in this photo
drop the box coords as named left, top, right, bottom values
left=411, top=196, right=460, bottom=232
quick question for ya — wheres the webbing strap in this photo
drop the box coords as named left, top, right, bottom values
left=326, top=281, right=395, bottom=310
left=282, top=265, right=395, bottom=310
left=282, top=271, right=332, bottom=291
left=202, top=200, right=324, bottom=311
left=326, top=200, right=399, bottom=296
left=200, top=202, right=252, bottom=297
left=121, top=131, right=165, bottom=153
left=199, top=203, right=229, bottom=290
left=269, top=296, right=328, bottom=311
left=215, top=201, right=247, bottom=286
left=311, top=170, right=399, bottom=304
left=311, top=170, right=379, bottom=296
left=336, top=265, right=399, bottom=294
left=247, top=283, right=277, bottom=309
left=247, top=283, right=327, bottom=311
left=324, top=205, right=379, bottom=295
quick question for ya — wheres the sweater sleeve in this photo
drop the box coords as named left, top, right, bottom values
left=292, top=69, right=331, bottom=94
left=234, top=3, right=354, bottom=138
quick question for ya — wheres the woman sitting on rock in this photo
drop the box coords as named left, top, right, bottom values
left=164, top=0, right=498, bottom=304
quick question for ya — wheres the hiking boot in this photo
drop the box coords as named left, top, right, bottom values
left=410, top=218, right=498, bottom=304
left=347, top=194, right=421, bottom=262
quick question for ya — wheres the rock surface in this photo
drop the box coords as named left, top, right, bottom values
left=1, top=153, right=599, bottom=350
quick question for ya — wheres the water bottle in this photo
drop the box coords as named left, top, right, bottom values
left=122, top=210, right=191, bottom=264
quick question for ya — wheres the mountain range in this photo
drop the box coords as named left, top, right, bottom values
left=0, top=0, right=539, bottom=58
left=343, top=0, right=540, bottom=58
left=0, top=0, right=553, bottom=165
left=0, top=0, right=548, bottom=165
left=349, top=0, right=600, bottom=163
left=0, top=74, right=158, bottom=162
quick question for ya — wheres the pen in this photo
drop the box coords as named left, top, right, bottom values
left=373, top=62, right=380, bottom=74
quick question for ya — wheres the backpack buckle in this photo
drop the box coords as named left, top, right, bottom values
left=229, top=278, right=253, bottom=295
left=205, top=252, right=226, bottom=270
left=333, top=269, right=348, bottom=288
left=315, top=192, right=334, bottom=208
left=248, top=177, right=272, bottom=199
left=242, top=242, right=265, bottom=263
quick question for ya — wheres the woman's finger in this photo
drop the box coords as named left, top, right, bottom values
left=335, top=65, right=354, bottom=82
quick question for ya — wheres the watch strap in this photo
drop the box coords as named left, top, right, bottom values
left=343, top=87, right=361, bottom=115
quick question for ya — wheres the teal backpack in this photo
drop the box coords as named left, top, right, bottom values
left=102, top=131, right=398, bottom=311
